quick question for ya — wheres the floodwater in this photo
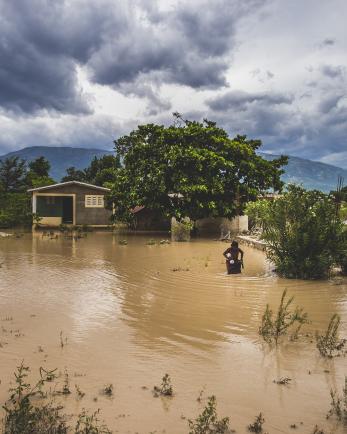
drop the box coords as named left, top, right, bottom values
left=0, top=232, right=346, bottom=433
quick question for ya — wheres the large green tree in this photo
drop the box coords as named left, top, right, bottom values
left=0, top=156, right=55, bottom=228
left=110, top=116, right=287, bottom=222
left=0, top=157, right=27, bottom=192
left=26, top=156, right=55, bottom=188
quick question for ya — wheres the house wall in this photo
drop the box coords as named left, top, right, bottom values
left=195, top=215, right=248, bottom=235
left=34, top=185, right=112, bottom=226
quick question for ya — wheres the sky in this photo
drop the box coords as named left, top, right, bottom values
left=0, top=0, right=346, bottom=168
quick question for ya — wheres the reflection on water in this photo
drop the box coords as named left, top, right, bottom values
left=0, top=232, right=346, bottom=433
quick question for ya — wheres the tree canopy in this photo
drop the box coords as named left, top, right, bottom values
left=110, top=116, right=288, bottom=222
left=0, top=156, right=54, bottom=227
left=0, top=156, right=27, bottom=193
left=62, top=155, right=121, bottom=187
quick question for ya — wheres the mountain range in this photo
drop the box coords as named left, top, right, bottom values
left=0, top=146, right=346, bottom=193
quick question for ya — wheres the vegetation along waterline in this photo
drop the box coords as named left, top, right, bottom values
left=0, top=233, right=346, bottom=432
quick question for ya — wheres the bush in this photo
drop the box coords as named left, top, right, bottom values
left=246, top=185, right=346, bottom=279
left=316, top=314, right=346, bottom=357
left=171, top=218, right=193, bottom=241
left=0, top=193, right=32, bottom=228
left=188, top=395, right=231, bottom=434
left=3, top=362, right=68, bottom=434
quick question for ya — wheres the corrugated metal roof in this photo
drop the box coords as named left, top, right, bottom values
left=27, top=181, right=111, bottom=193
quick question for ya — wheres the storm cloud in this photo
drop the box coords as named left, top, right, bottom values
left=0, top=0, right=346, bottom=168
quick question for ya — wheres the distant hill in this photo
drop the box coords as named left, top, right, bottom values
left=0, top=146, right=113, bottom=181
left=258, top=152, right=347, bottom=192
left=0, top=146, right=346, bottom=192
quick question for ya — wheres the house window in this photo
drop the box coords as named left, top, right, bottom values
left=85, top=195, right=104, bottom=208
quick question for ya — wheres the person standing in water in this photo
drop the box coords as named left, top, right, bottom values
left=223, top=240, right=244, bottom=274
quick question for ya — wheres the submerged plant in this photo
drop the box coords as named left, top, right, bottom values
left=75, top=409, right=112, bottom=434
left=146, top=239, right=156, bottom=245
left=62, top=369, right=71, bottom=395
left=102, top=384, right=114, bottom=397
left=188, top=395, right=231, bottom=434
left=326, top=377, right=347, bottom=422
left=316, top=314, right=346, bottom=357
left=39, top=367, right=58, bottom=382
left=248, top=413, right=265, bottom=433
left=273, top=377, right=291, bottom=385
left=153, top=374, right=173, bottom=397
left=75, top=384, right=85, bottom=400
left=259, top=289, right=309, bottom=344
left=3, top=362, right=68, bottom=434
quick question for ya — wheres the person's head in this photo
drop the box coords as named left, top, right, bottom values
left=231, top=240, right=238, bottom=248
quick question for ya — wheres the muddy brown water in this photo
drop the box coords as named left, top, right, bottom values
left=0, top=232, right=346, bottom=433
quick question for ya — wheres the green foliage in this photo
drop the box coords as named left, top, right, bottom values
left=153, top=374, right=173, bottom=397
left=171, top=218, right=194, bottom=241
left=2, top=363, right=112, bottom=434
left=259, top=289, right=308, bottom=344
left=110, top=115, right=287, bottom=223
left=62, top=155, right=121, bottom=187
left=0, top=156, right=55, bottom=228
left=248, top=413, right=265, bottom=433
left=316, top=314, right=346, bottom=357
left=75, top=409, right=112, bottom=434
left=61, top=167, right=87, bottom=182
left=28, top=157, right=50, bottom=178
left=3, top=362, right=68, bottom=434
left=188, top=395, right=231, bottom=434
left=247, top=185, right=346, bottom=279
left=0, top=192, right=33, bottom=228
left=0, top=157, right=27, bottom=193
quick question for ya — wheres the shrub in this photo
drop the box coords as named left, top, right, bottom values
left=326, top=377, right=347, bottom=422
left=171, top=218, right=193, bottom=242
left=259, top=289, right=308, bottom=344
left=246, top=185, right=346, bottom=279
left=153, top=374, right=173, bottom=397
left=188, top=395, right=231, bottom=434
left=0, top=193, right=32, bottom=228
left=248, top=413, right=265, bottom=432
left=316, top=314, right=346, bottom=357
left=3, top=362, right=68, bottom=434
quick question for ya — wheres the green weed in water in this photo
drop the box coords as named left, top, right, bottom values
left=188, top=395, right=232, bottom=434
left=259, top=289, right=308, bottom=344
left=326, top=377, right=347, bottom=422
left=316, top=314, right=346, bottom=357
left=153, top=374, right=173, bottom=397
left=248, top=413, right=265, bottom=433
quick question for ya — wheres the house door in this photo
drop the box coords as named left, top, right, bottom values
left=62, top=197, right=73, bottom=224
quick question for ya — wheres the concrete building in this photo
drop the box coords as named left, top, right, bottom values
left=28, top=181, right=112, bottom=227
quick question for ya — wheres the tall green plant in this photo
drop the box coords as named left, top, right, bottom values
left=246, top=185, right=346, bottom=279
left=259, top=289, right=308, bottom=344
left=188, top=395, right=231, bottom=434
left=316, top=314, right=346, bottom=357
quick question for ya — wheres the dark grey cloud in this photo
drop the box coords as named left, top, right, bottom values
left=87, top=0, right=267, bottom=91
left=203, top=78, right=347, bottom=166
left=321, top=38, right=336, bottom=46
left=320, top=64, right=345, bottom=79
left=0, top=0, right=100, bottom=114
left=207, top=90, right=293, bottom=111
left=0, top=113, right=136, bottom=155
left=0, top=0, right=267, bottom=114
